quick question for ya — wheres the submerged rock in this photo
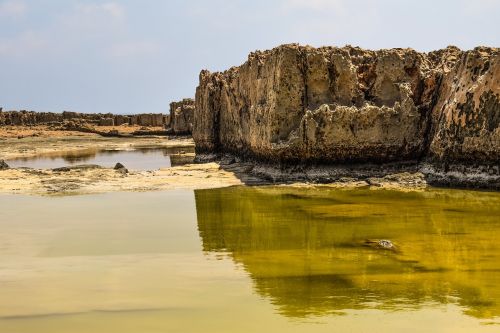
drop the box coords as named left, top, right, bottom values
left=364, top=239, right=398, bottom=252
left=52, top=164, right=102, bottom=172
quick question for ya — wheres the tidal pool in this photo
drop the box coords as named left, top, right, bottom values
left=0, top=186, right=499, bottom=332
left=6, top=146, right=195, bottom=170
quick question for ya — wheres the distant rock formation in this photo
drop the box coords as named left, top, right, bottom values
left=0, top=109, right=168, bottom=127
left=166, top=98, right=195, bottom=135
left=194, top=44, right=499, bottom=187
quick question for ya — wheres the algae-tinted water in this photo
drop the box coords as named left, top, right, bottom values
left=0, top=186, right=499, bottom=332
left=6, top=146, right=194, bottom=170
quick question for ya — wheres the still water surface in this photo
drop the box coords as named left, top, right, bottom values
left=0, top=186, right=499, bottom=332
left=6, top=146, right=194, bottom=170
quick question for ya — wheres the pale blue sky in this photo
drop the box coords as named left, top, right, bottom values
left=1, top=0, right=499, bottom=114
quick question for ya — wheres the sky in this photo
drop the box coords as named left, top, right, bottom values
left=0, top=0, right=499, bottom=115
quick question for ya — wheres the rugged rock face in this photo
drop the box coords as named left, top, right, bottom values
left=194, top=44, right=499, bottom=187
left=0, top=109, right=168, bottom=127
left=195, top=44, right=462, bottom=162
left=167, top=99, right=195, bottom=135
left=129, top=114, right=166, bottom=127
left=429, top=47, right=499, bottom=164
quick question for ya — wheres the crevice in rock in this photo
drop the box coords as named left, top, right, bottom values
left=419, top=74, right=444, bottom=162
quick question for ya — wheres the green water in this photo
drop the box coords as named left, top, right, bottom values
left=0, top=186, right=499, bottom=332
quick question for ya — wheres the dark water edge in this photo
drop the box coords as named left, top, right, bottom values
left=195, top=153, right=500, bottom=190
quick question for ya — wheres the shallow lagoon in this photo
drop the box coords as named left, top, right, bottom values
left=5, top=146, right=195, bottom=170
left=0, top=186, right=499, bottom=332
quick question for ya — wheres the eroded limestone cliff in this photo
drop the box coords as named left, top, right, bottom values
left=194, top=44, right=499, bottom=186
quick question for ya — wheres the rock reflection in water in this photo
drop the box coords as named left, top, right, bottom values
left=7, top=146, right=195, bottom=170
left=194, top=186, right=500, bottom=320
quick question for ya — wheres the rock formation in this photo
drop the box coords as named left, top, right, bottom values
left=114, top=162, right=128, bottom=174
left=0, top=109, right=168, bottom=127
left=194, top=44, right=499, bottom=187
left=166, top=98, right=195, bottom=135
left=428, top=47, right=499, bottom=165
left=129, top=114, right=166, bottom=127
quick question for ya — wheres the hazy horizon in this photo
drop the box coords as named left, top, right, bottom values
left=1, top=0, right=499, bottom=114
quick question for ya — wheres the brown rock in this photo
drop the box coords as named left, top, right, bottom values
left=168, top=98, right=195, bottom=135
left=99, top=118, right=115, bottom=126
left=429, top=47, right=499, bottom=164
left=194, top=44, right=459, bottom=163
left=133, top=114, right=165, bottom=126
left=114, top=115, right=130, bottom=126
left=194, top=44, right=500, bottom=188
left=194, top=44, right=499, bottom=165
left=0, top=110, right=168, bottom=129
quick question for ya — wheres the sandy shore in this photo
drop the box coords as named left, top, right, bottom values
left=0, top=163, right=243, bottom=196
left=0, top=129, right=243, bottom=195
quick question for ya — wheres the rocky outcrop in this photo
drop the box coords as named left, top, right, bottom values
left=114, top=162, right=128, bottom=174
left=194, top=44, right=499, bottom=188
left=167, top=99, right=195, bottom=135
left=0, top=109, right=168, bottom=127
left=99, top=118, right=115, bottom=126
left=129, top=114, right=166, bottom=127
left=429, top=47, right=499, bottom=164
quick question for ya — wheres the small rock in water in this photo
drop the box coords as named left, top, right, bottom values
left=378, top=239, right=394, bottom=249
left=0, top=159, right=10, bottom=170
left=364, top=239, right=397, bottom=252
left=114, top=162, right=128, bottom=174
